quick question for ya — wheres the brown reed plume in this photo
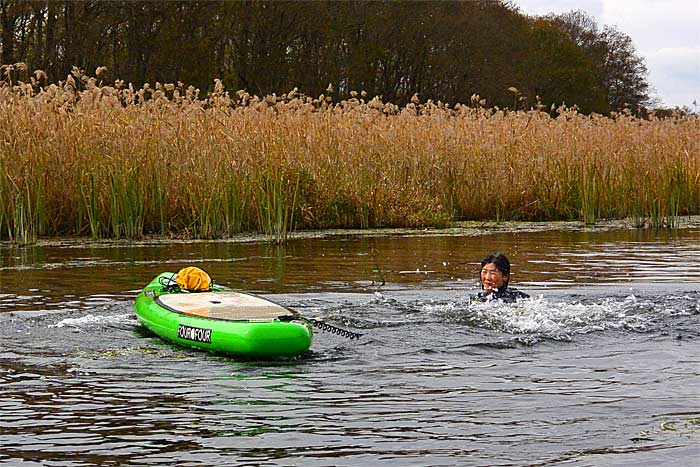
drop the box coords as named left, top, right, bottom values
left=0, top=64, right=697, bottom=244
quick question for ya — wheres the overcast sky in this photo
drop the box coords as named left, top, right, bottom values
left=512, top=0, right=700, bottom=108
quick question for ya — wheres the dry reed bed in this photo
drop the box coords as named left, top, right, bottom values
left=1, top=68, right=698, bottom=244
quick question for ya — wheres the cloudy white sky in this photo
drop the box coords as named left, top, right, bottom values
left=512, top=0, right=700, bottom=108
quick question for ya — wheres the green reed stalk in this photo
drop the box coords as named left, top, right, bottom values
left=0, top=168, right=8, bottom=240
left=630, top=196, right=646, bottom=228
left=196, top=191, right=220, bottom=239
left=615, top=169, right=646, bottom=227
left=645, top=186, right=664, bottom=229
left=10, top=192, right=27, bottom=245
left=10, top=186, right=37, bottom=246
left=223, top=177, right=246, bottom=236
left=81, top=173, right=100, bottom=239
left=256, top=173, right=300, bottom=244
left=35, top=178, right=46, bottom=237
left=188, top=178, right=236, bottom=239
left=358, top=172, right=385, bottom=228
left=109, top=172, right=145, bottom=239
left=124, top=173, right=145, bottom=239
left=0, top=200, right=5, bottom=240
left=442, top=167, right=458, bottom=221
left=1, top=173, right=46, bottom=246
left=109, top=175, right=122, bottom=239
left=11, top=192, right=29, bottom=245
left=570, top=167, right=599, bottom=225
left=578, top=166, right=599, bottom=225
left=203, top=200, right=216, bottom=239
left=150, top=170, right=167, bottom=235
left=665, top=161, right=688, bottom=228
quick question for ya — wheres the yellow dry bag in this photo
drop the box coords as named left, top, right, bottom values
left=175, top=266, right=212, bottom=292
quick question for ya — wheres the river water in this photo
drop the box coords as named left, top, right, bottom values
left=1, top=224, right=699, bottom=466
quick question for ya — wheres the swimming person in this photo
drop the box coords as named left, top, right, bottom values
left=472, top=252, right=529, bottom=303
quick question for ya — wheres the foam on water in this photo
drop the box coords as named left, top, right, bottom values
left=49, top=312, right=134, bottom=329
left=466, top=296, right=649, bottom=337
left=414, top=292, right=698, bottom=340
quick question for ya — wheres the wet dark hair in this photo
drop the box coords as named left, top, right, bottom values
left=480, top=252, right=511, bottom=285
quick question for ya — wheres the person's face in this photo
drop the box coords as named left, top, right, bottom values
left=480, top=263, right=508, bottom=293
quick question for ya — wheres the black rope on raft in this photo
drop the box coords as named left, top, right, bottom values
left=280, top=315, right=362, bottom=340
left=158, top=272, right=215, bottom=293
left=307, top=318, right=363, bottom=340
left=158, top=273, right=181, bottom=292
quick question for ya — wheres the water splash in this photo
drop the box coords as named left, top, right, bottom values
left=422, top=293, right=699, bottom=340
left=49, top=313, right=134, bottom=329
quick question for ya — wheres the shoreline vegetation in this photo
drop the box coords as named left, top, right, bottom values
left=1, top=65, right=699, bottom=246
left=7, top=216, right=700, bottom=250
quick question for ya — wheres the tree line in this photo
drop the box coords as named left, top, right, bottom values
left=0, top=0, right=652, bottom=113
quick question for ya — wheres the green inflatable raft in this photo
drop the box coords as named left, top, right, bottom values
left=134, top=272, right=313, bottom=358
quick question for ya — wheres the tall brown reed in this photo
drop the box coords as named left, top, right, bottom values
left=0, top=65, right=698, bottom=245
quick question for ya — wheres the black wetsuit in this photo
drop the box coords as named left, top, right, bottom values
left=471, top=286, right=529, bottom=303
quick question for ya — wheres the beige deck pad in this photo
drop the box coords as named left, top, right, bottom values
left=156, top=292, right=294, bottom=321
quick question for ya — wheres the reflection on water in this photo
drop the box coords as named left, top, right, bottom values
left=1, top=227, right=699, bottom=302
left=0, top=226, right=699, bottom=466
